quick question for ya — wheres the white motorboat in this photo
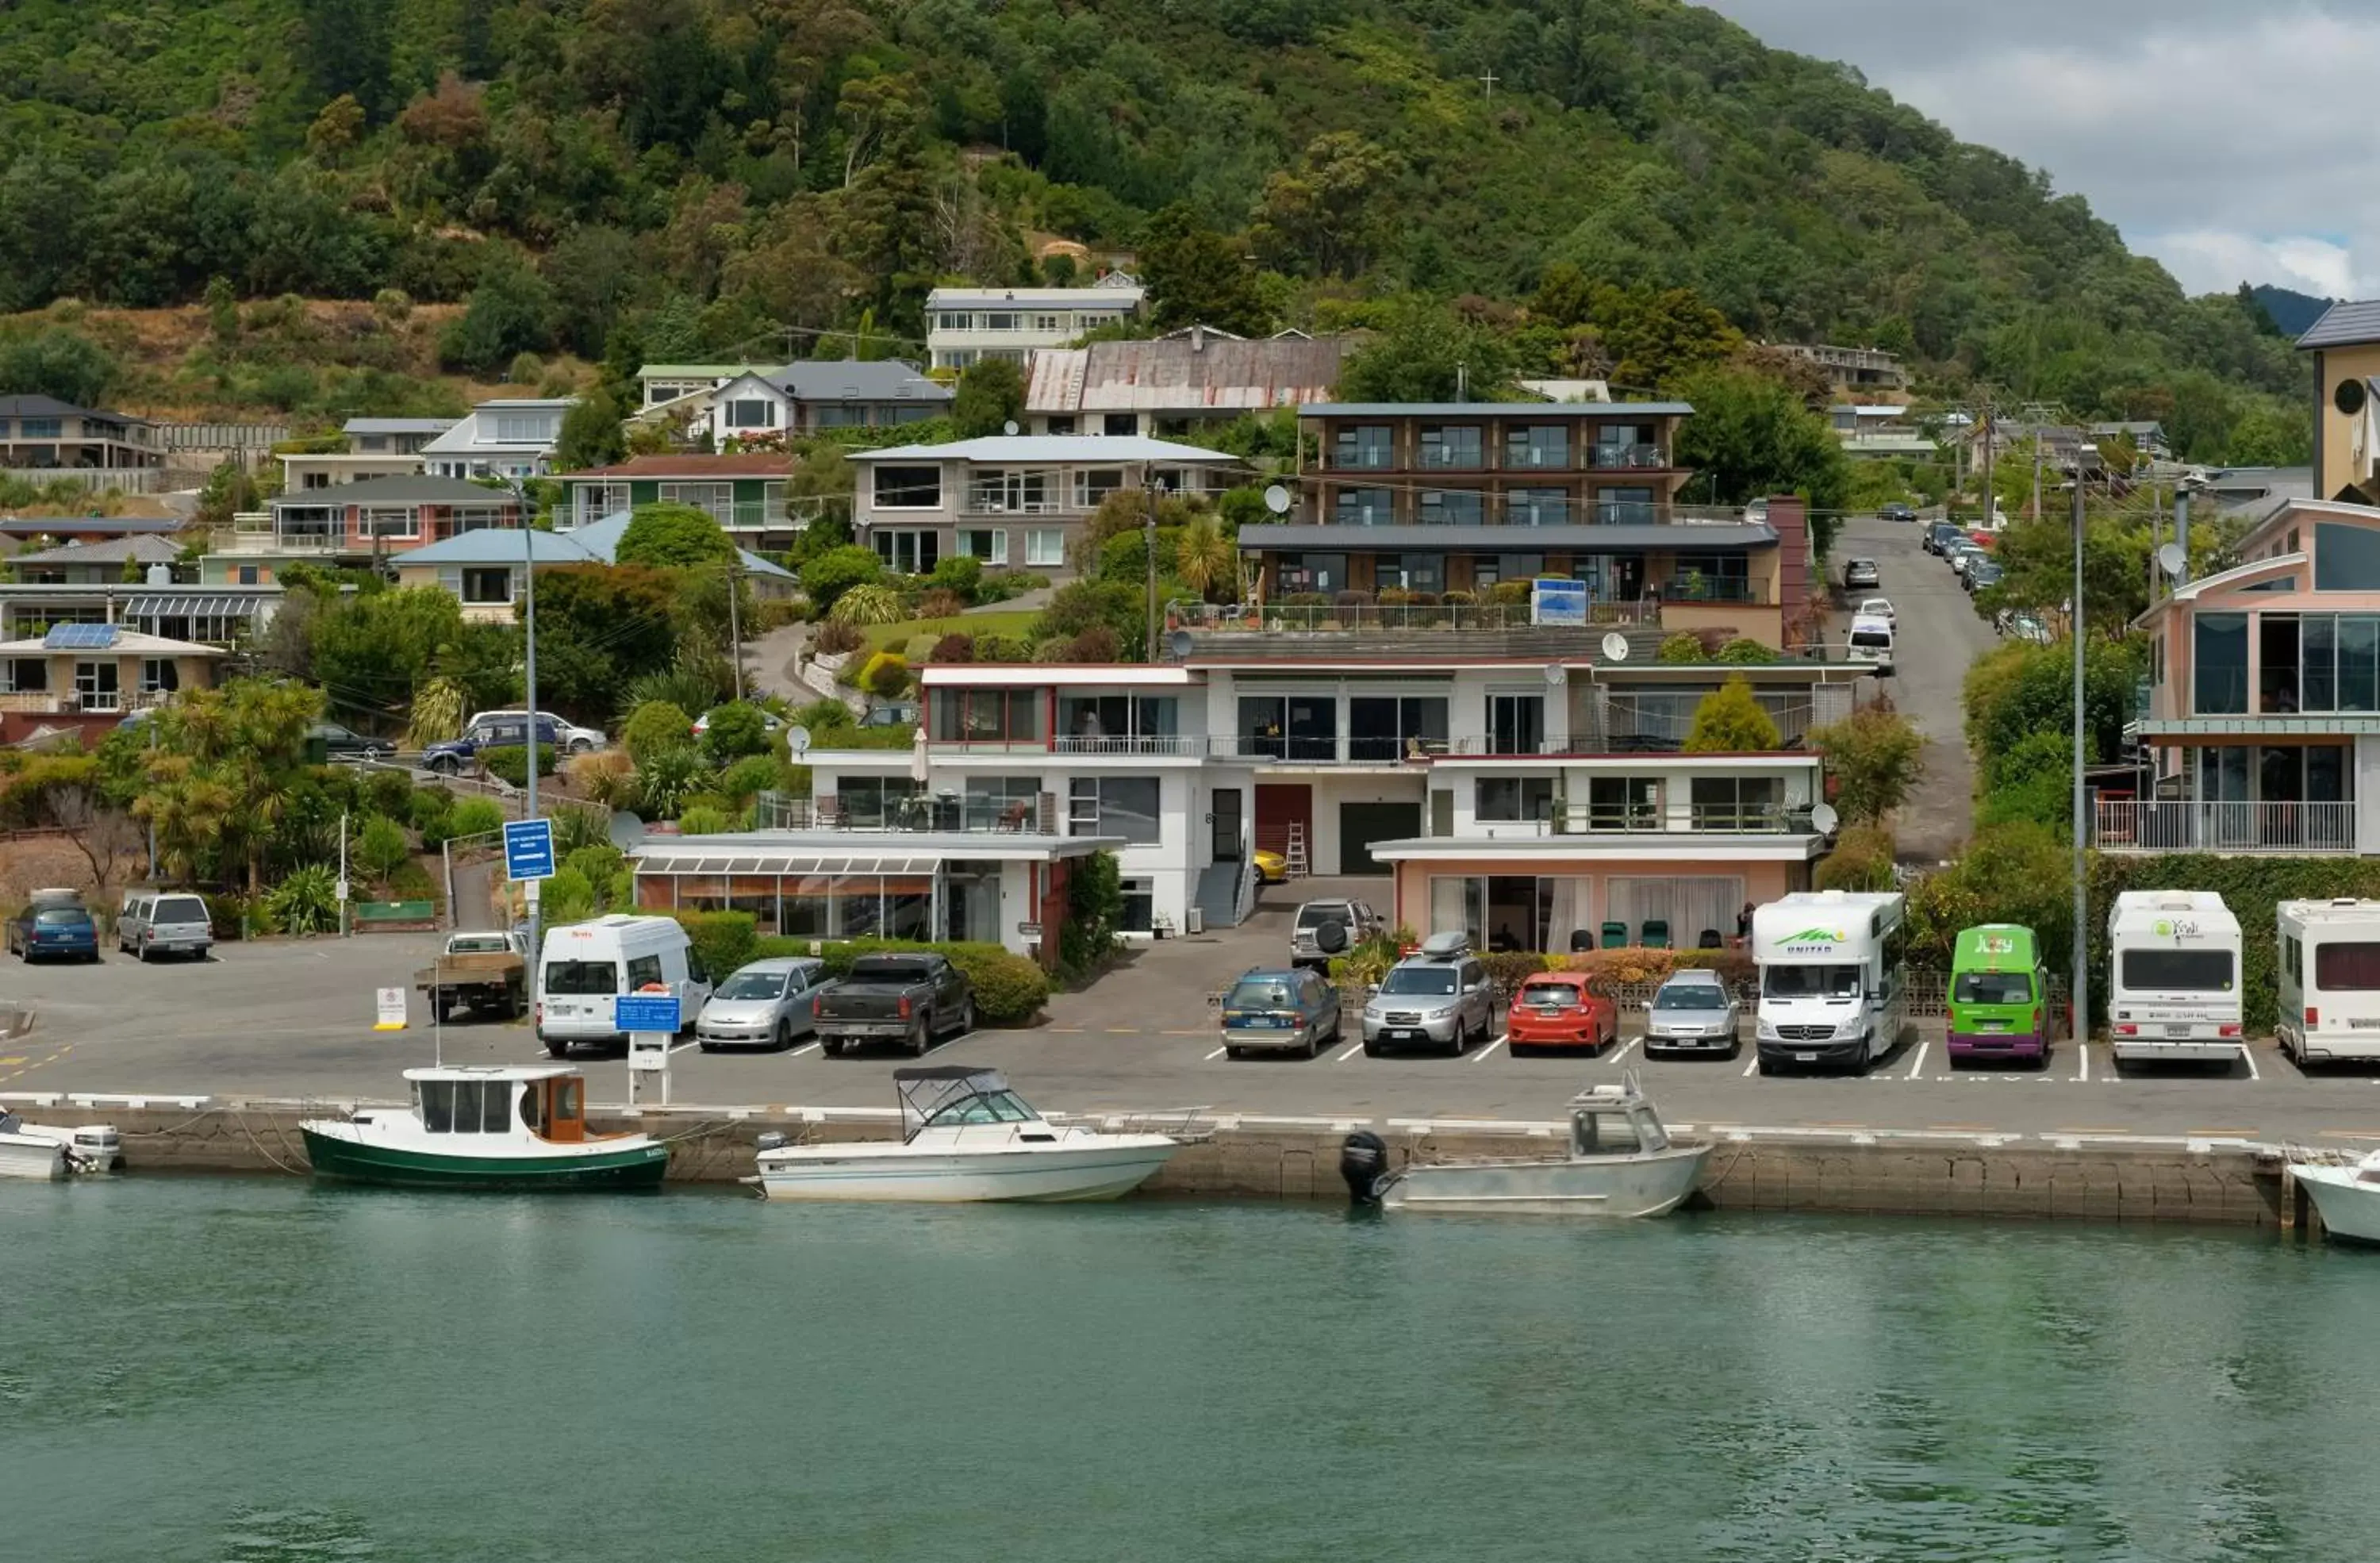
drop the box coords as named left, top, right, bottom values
left=2291, top=1150, right=2380, bottom=1244
left=749, top=1067, right=1184, bottom=1203
left=1374, top=1077, right=1710, bottom=1218
left=0, top=1109, right=122, bottom=1180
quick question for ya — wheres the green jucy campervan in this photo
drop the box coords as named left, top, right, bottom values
left=1948, top=924, right=2049, bottom=1067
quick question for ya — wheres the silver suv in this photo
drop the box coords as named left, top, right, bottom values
left=1644, top=969, right=1741, bottom=1058
left=1291, top=898, right=1380, bottom=969
left=1361, top=932, right=1495, bottom=1057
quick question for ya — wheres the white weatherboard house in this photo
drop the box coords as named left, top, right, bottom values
left=924, top=278, right=1146, bottom=371
left=420, top=398, right=574, bottom=481
left=848, top=434, right=1240, bottom=576
left=390, top=509, right=795, bottom=621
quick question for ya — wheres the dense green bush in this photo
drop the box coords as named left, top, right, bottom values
left=717, top=754, right=782, bottom=802
left=480, top=743, right=557, bottom=787
left=1059, top=850, right=1123, bottom=977
left=673, top=910, right=758, bottom=982
left=266, top=864, right=339, bottom=935
left=700, top=701, right=770, bottom=764
left=447, top=796, right=506, bottom=841
left=1657, top=632, right=1706, bottom=663
left=623, top=701, right=695, bottom=765
left=363, top=767, right=414, bottom=820
left=1814, top=823, right=1897, bottom=892
left=678, top=804, right=734, bottom=835
left=407, top=785, right=453, bottom=834
left=354, top=813, right=412, bottom=882
left=750, top=935, right=1050, bottom=1025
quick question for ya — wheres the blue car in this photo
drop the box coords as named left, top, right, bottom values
left=1218, top=966, right=1342, bottom=1060
left=422, top=713, right=563, bottom=775
left=10, top=901, right=98, bottom=962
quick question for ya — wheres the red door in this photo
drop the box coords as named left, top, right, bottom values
left=1254, top=784, right=1312, bottom=862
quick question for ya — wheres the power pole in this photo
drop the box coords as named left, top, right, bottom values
left=2032, top=440, right=2044, bottom=524
left=1143, top=472, right=1162, bottom=661
left=726, top=551, right=745, bottom=701
left=2071, top=447, right=2093, bottom=1054
left=1978, top=392, right=1994, bottom=529
left=516, top=482, right=542, bottom=1018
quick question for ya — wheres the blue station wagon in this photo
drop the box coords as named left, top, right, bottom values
left=1219, top=967, right=1342, bottom=1061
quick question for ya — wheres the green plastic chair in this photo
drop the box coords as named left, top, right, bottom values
left=1640, top=919, right=1672, bottom=949
left=1600, top=920, right=1628, bottom=949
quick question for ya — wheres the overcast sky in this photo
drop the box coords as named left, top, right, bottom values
left=1699, top=0, right=2376, bottom=301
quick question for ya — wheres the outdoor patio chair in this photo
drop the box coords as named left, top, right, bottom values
left=1600, top=920, right=1627, bottom=948
left=1569, top=929, right=1595, bottom=952
left=1641, top=920, right=1672, bottom=949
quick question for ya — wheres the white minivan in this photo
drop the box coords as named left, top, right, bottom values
left=1752, top=890, right=1909, bottom=1074
left=536, top=915, right=713, bottom=1057
left=2278, top=898, right=2380, bottom=1066
left=1846, top=613, right=1894, bottom=675
left=2106, top=890, right=2241, bottom=1064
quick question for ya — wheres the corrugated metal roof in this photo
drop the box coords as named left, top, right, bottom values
left=1300, top=401, right=1695, bottom=417
left=2298, top=300, right=2380, bottom=348
left=341, top=417, right=458, bottom=435
left=1025, top=336, right=1346, bottom=416
left=267, top=474, right=520, bottom=508
left=776, top=360, right=950, bottom=402
left=846, top=435, right=1240, bottom=464
left=568, top=454, right=791, bottom=480
left=1234, top=522, right=1776, bottom=552
left=927, top=284, right=1145, bottom=309
left=8, top=535, right=182, bottom=566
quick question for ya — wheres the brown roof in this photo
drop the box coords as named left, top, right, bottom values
left=1027, top=335, right=1345, bottom=416
left=570, top=454, right=790, bottom=479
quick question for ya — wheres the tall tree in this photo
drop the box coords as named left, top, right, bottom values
left=1142, top=205, right=1269, bottom=336
left=616, top=502, right=735, bottom=569
left=951, top=358, right=1027, bottom=438
left=1672, top=366, right=1852, bottom=555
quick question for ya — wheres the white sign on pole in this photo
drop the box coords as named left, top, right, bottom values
left=374, top=987, right=408, bottom=1031
left=626, top=1030, right=672, bottom=1106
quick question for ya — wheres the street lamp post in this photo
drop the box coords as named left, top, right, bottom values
left=2071, top=445, right=2097, bottom=1051
left=509, top=476, right=543, bottom=1018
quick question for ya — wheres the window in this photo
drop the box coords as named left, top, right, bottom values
left=301, top=471, right=331, bottom=490
left=2194, top=612, right=2248, bottom=715
left=1060, top=695, right=1178, bottom=744
left=964, top=775, right=1042, bottom=821
left=1505, top=426, right=1570, bottom=469
left=1044, top=417, right=1077, bottom=436
left=1119, top=878, right=1154, bottom=933
left=957, top=528, right=1008, bottom=566
left=1418, top=490, right=1485, bottom=526
left=139, top=658, right=178, bottom=693
left=1375, top=553, right=1444, bottom=593
left=1690, top=775, right=1783, bottom=828
left=2119, top=949, right=2235, bottom=993
left=872, top=528, right=939, bottom=574
left=1333, top=488, right=1394, bottom=526
left=659, top=482, right=734, bottom=524
left=1587, top=776, right=1660, bottom=830
left=1348, top=695, right=1449, bottom=760
left=237, top=566, right=260, bottom=586
left=969, top=469, right=1049, bottom=513
left=1595, top=488, right=1657, bottom=525
left=1489, top=693, right=1545, bottom=754
left=1476, top=777, right=1555, bottom=821
left=1276, top=553, right=1348, bottom=594
left=73, top=660, right=120, bottom=710
left=724, top=398, right=776, bottom=430
left=1333, top=425, right=1394, bottom=470
left=1, top=659, right=45, bottom=693
left=1238, top=694, right=1336, bottom=762
left=1508, top=490, right=1572, bottom=527
left=493, top=413, right=555, bottom=443
left=19, top=417, right=61, bottom=439
left=360, top=508, right=418, bottom=540
left=1419, top=425, right=1483, bottom=469
left=461, top=566, right=513, bottom=605
left=1071, top=468, right=1126, bottom=508
left=837, top=775, right=921, bottom=828
left=1069, top=776, right=1161, bottom=843
left=1032, top=314, right=1063, bottom=332
left=933, top=688, right=1042, bottom=743
left=2316, top=943, right=2380, bottom=991
left=1027, top=529, right=1066, bottom=567
left=2317, top=523, right=2380, bottom=590
left=625, top=954, right=665, bottom=989
left=873, top=466, right=942, bottom=509
left=1102, top=413, right=1138, bottom=436
left=2282, top=614, right=2380, bottom=712
left=1472, top=554, right=1544, bottom=587
left=985, top=313, right=1019, bottom=332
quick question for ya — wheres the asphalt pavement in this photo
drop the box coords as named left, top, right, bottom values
left=11, top=891, right=2380, bottom=1150
left=1832, top=512, right=2002, bottom=862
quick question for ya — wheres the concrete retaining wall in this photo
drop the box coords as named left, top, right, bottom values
left=6, top=1093, right=2294, bottom=1227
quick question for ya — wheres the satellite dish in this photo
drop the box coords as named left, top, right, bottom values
left=786, top=725, right=812, bottom=757
left=1810, top=803, right=1840, bottom=835
left=1001, top=420, right=1019, bottom=436
left=2157, top=542, right=2186, bottom=578
left=607, top=810, right=647, bottom=851
left=1542, top=662, right=1565, bottom=686
left=1262, top=483, right=1292, bottom=515
left=1601, top=632, right=1630, bottom=662
left=1167, top=628, right=1193, bottom=660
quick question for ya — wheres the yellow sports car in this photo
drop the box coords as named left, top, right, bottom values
left=1253, top=847, right=1288, bottom=885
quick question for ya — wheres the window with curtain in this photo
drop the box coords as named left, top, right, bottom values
left=1430, top=876, right=1484, bottom=944
left=2317, top=942, right=2380, bottom=991
left=1605, top=877, right=1744, bottom=950
left=1539, top=878, right=1590, bottom=952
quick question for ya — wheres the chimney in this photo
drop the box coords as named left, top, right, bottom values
left=1192, top=324, right=1204, bottom=353
left=1765, top=494, right=1810, bottom=648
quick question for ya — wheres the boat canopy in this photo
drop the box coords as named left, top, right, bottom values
left=1567, top=1077, right=1671, bottom=1158
left=892, top=1066, right=1042, bottom=1139
left=402, top=1064, right=580, bottom=1083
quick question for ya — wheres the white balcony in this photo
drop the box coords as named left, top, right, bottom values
left=2094, top=799, right=2358, bottom=855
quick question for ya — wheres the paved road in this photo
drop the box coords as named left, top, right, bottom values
left=1833, top=513, right=2002, bottom=863
left=13, top=890, right=2380, bottom=1150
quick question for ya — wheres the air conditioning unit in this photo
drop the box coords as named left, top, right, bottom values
left=1186, top=907, right=1205, bottom=935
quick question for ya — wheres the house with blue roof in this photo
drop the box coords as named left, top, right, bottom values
left=390, top=509, right=797, bottom=621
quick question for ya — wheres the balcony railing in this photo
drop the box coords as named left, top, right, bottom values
left=758, top=791, right=1063, bottom=833
left=1431, top=802, right=1816, bottom=838
left=1590, top=443, right=1669, bottom=469
left=2094, top=800, right=2357, bottom=854
left=1176, top=600, right=1661, bottom=634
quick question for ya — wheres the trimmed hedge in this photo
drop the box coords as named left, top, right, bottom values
left=673, top=910, right=758, bottom=982
left=750, top=934, right=1050, bottom=1025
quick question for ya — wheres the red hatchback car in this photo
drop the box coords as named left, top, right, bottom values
left=1506, top=972, right=1618, bottom=1058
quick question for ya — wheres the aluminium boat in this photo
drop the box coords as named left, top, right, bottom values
left=1376, top=1076, right=1710, bottom=1218
left=749, top=1066, right=1184, bottom=1203
left=0, top=1108, right=121, bottom=1180
left=300, top=1066, right=669, bottom=1191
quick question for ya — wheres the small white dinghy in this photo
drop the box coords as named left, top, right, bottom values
left=2290, top=1150, right=2380, bottom=1245
left=0, top=1108, right=122, bottom=1181
left=1376, top=1076, right=1709, bottom=1218
left=750, top=1067, right=1185, bottom=1203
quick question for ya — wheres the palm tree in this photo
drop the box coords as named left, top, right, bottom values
left=1176, top=517, right=1234, bottom=602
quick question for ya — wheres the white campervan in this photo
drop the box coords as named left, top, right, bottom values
left=1752, top=890, right=1908, bottom=1074
left=2277, top=898, right=2380, bottom=1065
left=537, top=915, right=713, bottom=1058
left=2106, top=891, right=2241, bottom=1063
left=1846, top=614, right=1894, bottom=675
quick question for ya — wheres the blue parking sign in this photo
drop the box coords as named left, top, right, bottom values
left=503, top=817, right=556, bottom=881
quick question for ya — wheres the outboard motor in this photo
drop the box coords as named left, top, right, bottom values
left=1339, top=1130, right=1388, bottom=1206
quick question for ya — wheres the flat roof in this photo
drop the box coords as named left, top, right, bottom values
left=1234, top=522, right=1775, bottom=552
left=849, top=435, right=1238, bottom=465
left=1299, top=401, right=1693, bottom=418
left=629, top=831, right=1126, bottom=867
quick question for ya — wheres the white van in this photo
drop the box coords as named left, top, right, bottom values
left=2276, top=898, right=2380, bottom=1064
left=1752, top=890, right=1908, bottom=1074
left=2106, top=891, right=2241, bottom=1063
left=536, top=915, right=713, bottom=1058
left=1846, top=614, right=1894, bottom=675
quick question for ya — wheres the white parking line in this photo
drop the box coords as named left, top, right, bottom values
left=2075, top=1041, right=2090, bottom=1084
left=2245, top=1045, right=2262, bottom=1083
left=1741, top=1049, right=1762, bottom=1077
left=670, top=1039, right=700, bottom=1055
left=1904, top=1040, right=1929, bottom=1080
left=1203, top=1046, right=1226, bottom=1062
left=1606, top=1035, right=1639, bottom=1066
left=1334, top=1039, right=1365, bottom=1062
left=789, top=1041, right=821, bottom=1058
left=1470, top=1036, right=1506, bottom=1063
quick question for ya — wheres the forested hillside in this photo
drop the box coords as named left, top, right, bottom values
left=0, top=0, right=2309, bottom=457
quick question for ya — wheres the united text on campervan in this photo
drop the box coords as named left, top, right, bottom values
left=1752, top=890, right=1908, bottom=1074
left=2276, top=898, right=2380, bottom=1066
left=536, top=915, right=713, bottom=1058
left=2106, top=891, right=2241, bottom=1064
left=1846, top=614, right=1894, bottom=675
left=1947, top=924, right=2050, bottom=1067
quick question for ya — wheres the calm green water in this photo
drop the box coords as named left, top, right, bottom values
left=4, top=1179, right=2377, bottom=1562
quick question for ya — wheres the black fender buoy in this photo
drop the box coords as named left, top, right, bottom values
left=1339, top=1130, right=1388, bottom=1206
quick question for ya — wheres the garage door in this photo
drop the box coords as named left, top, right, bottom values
left=1339, top=801, right=1421, bottom=877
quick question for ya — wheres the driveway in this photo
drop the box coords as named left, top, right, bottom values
left=1833, top=513, right=2000, bottom=862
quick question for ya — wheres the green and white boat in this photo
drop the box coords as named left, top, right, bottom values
left=300, top=1066, right=670, bottom=1192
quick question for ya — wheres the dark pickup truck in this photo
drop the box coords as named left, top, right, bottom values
left=812, top=953, right=974, bottom=1057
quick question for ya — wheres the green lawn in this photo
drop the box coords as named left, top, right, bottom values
left=860, top=611, right=1039, bottom=655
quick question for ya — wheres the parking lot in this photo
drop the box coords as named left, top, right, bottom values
left=10, top=888, right=2380, bottom=1149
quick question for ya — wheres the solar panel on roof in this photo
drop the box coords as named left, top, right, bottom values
left=43, top=622, right=117, bottom=649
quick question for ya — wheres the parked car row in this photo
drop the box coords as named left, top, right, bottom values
left=6, top=887, right=214, bottom=965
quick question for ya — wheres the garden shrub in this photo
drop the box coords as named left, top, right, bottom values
left=447, top=796, right=505, bottom=840
left=754, top=936, right=1050, bottom=1025
left=354, top=813, right=412, bottom=882
left=622, top=701, right=694, bottom=765
left=811, top=620, right=865, bottom=655
left=699, top=701, right=770, bottom=764
left=408, top=785, right=454, bottom=833
left=480, top=743, right=558, bottom=787
left=672, top=910, right=758, bottom=982
left=1657, top=632, right=1706, bottom=663
left=678, top=803, right=734, bottom=835
left=717, top=754, right=783, bottom=802
left=364, top=767, right=414, bottom=819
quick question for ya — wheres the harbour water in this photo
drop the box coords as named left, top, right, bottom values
left=6, top=1179, right=2377, bottom=1561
